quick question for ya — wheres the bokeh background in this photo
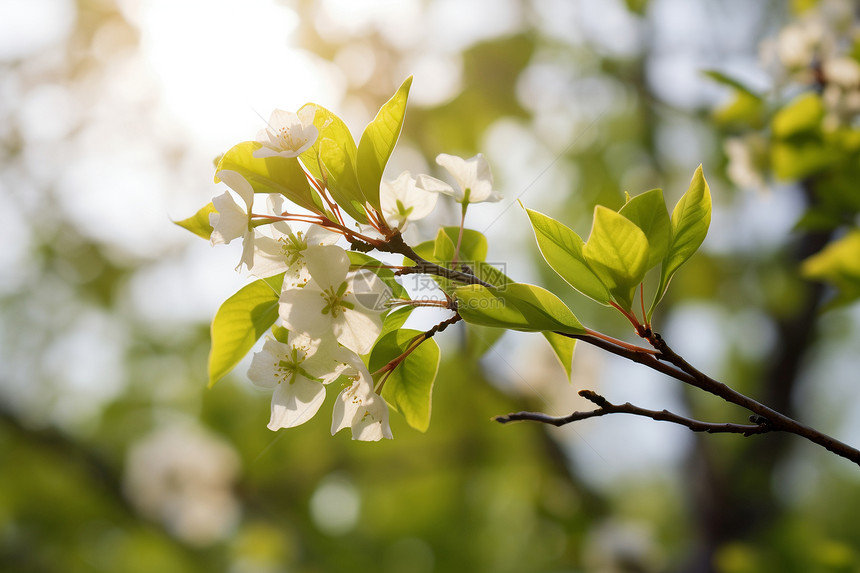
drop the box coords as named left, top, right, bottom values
left=2, top=0, right=860, bottom=571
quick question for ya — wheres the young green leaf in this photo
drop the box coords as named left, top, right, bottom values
left=543, top=331, right=576, bottom=380
left=298, top=104, right=367, bottom=222
left=650, top=165, right=712, bottom=317
left=455, top=283, right=585, bottom=335
left=582, top=206, right=650, bottom=311
left=356, top=76, right=413, bottom=210
left=209, top=273, right=284, bottom=388
left=618, top=188, right=671, bottom=270
left=410, top=227, right=489, bottom=265
left=369, top=329, right=440, bottom=432
left=771, top=92, right=824, bottom=138
left=216, top=141, right=323, bottom=214
left=801, top=229, right=860, bottom=308
left=433, top=228, right=456, bottom=262
left=524, top=207, right=611, bottom=304
left=174, top=202, right=216, bottom=240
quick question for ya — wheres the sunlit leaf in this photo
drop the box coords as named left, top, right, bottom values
left=582, top=206, right=650, bottom=311
left=369, top=329, right=440, bottom=432
left=356, top=76, right=413, bottom=210
left=209, top=273, right=284, bottom=388
left=650, top=165, right=712, bottom=317
left=298, top=104, right=367, bottom=222
left=216, top=141, right=322, bottom=214
left=455, top=283, right=585, bottom=335
left=174, top=202, right=215, bottom=240
left=524, top=207, right=611, bottom=305
left=433, top=228, right=456, bottom=263
left=543, top=331, right=576, bottom=380
left=618, top=188, right=672, bottom=270
left=772, top=93, right=824, bottom=138
left=801, top=229, right=860, bottom=308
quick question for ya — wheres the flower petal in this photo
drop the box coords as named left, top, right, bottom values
left=247, top=338, right=292, bottom=389
left=304, top=224, right=341, bottom=247
left=279, top=285, right=330, bottom=337
left=333, top=306, right=383, bottom=355
left=216, top=169, right=254, bottom=209
left=416, top=174, right=461, bottom=201
left=268, top=376, right=326, bottom=430
left=210, top=191, right=249, bottom=245
left=305, top=244, right=350, bottom=289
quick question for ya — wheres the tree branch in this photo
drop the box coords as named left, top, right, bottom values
left=527, top=331, right=860, bottom=467
left=370, top=231, right=497, bottom=288
left=496, top=390, right=775, bottom=436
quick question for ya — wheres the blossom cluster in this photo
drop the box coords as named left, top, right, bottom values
left=206, top=107, right=498, bottom=440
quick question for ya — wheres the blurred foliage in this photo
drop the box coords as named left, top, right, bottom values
left=2, top=0, right=860, bottom=572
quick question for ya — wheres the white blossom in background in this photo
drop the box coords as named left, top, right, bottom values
left=124, top=424, right=241, bottom=546
left=252, top=196, right=341, bottom=284
left=279, top=245, right=390, bottom=354
left=253, top=106, right=318, bottom=159
left=724, top=134, right=768, bottom=193
left=822, top=57, right=860, bottom=129
left=248, top=332, right=354, bottom=430
left=331, top=357, right=392, bottom=441
left=380, top=170, right=438, bottom=230
left=209, top=169, right=257, bottom=271
left=416, top=153, right=501, bottom=204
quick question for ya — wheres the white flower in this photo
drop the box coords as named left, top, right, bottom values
left=380, top=171, right=438, bottom=230
left=724, top=135, right=768, bottom=193
left=823, top=57, right=860, bottom=88
left=124, top=425, right=241, bottom=545
left=279, top=245, right=390, bottom=354
left=416, top=153, right=501, bottom=204
left=253, top=196, right=341, bottom=284
left=331, top=357, right=392, bottom=441
left=209, top=169, right=256, bottom=271
left=253, top=106, right=318, bottom=159
left=776, top=23, right=821, bottom=70
left=248, top=332, right=354, bottom=430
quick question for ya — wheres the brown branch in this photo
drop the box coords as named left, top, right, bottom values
left=495, top=390, right=775, bottom=437
left=537, top=330, right=860, bottom=466
left=372, top=231, right=497, bottom=288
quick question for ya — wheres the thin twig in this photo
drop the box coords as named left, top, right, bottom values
left=496, top=390, right=774, bottom=437
left=542, top=330, right=860, bottom=466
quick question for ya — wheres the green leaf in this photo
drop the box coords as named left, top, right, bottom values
left=582, top=206, right=650, bottom=311
left=801, top=229, right=860, bottom=308
left=618, top=188, right=672, bottom=270
left=433, top=228, right=456, bottom=262
left=543, top=331, right=576, bottom=380
left=772, top=93, right=824, bottom=138
left=356, top=76, right=413, bottom=210
left=379, top=306, right=413, bottom=338
left=298, top=104, right=367, bottom=222
left=174, top=202, right=215, bottom=240
left=703, top=70, right=761, bottom=97
left=209, top=273, right=284, bottom=388
left=216, top=141, right=322, bottom=214
left=369, top=329, right=439, bottom=432
left=411, top=227, right=489, bottom=265
left=455, top=283, right=585, bottom=335
left=524, top=207, right=611, bottom=304
left=771, top=139, right=835, bottom=181
left=406, top=227, right=497, bottom=294
left=650, top=165, right=712, bottom=317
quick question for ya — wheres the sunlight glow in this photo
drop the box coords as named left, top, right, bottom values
left=134, top=0, right=343, bottom=149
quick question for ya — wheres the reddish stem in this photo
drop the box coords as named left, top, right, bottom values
left=581, top=327, right=659, bottom=355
